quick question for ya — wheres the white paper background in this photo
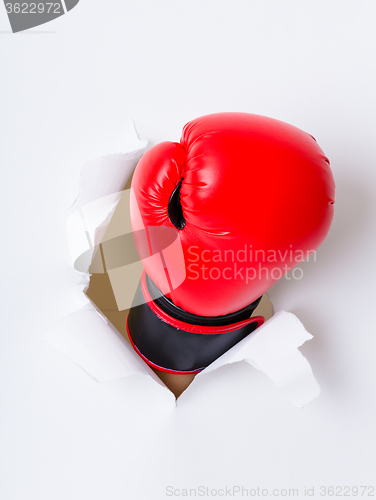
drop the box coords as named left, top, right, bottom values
left=1, top=2, right=375, bottom=499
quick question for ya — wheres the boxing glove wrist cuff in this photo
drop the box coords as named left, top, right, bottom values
left=127, top=271, right=264, bottom=374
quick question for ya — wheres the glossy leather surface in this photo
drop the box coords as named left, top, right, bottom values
left=131, top=113, right=335, bottom=316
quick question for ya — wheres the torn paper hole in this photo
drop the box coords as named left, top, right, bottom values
left=43, top=118, right=321, bottom=408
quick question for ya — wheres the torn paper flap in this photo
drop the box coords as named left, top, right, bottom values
left=197, top=311, right=320, bottom=407
left=69, top=118, right=147, bottom=212
left=66, top=192, right=123, bottom=272
left=42, top=304, right=165, bottom=387
left=66, top=118, right=147, bottom=272
left=43, top=307, right=320, bottom=407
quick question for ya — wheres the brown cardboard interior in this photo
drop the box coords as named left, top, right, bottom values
left=85, top=173, right=273, bottom=398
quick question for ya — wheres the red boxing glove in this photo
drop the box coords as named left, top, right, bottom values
left=127, top=113, right=335, bottom=374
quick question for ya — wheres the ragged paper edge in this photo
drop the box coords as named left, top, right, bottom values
left=43, top=117, right=172, bottom=396
left=44, top=118, right=320, bottom=408
left=195, top=311, right=320, bottom=407
left=65, top=118, right=147, bottom=276
left=41, top=303, right=168, bottom=385
left=41, top=304, right=176, bottom=408
left=43, top=307, right=320, bottom=407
